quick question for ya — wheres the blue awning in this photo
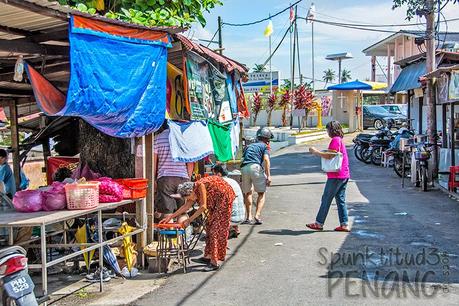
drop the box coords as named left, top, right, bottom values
left=390, top=61, right=426, bottom=94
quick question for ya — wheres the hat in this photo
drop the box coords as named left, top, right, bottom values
left=169, top=181, right=195, bottom=199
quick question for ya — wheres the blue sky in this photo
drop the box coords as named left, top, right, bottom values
left=187, top=0, right=459, bottom=88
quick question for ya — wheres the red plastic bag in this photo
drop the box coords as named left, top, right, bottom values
left=42, top=182, right=67, bottom=211
left=13, top=190, right=44, bottom=212
left=97, top=177, right=123, bottom=203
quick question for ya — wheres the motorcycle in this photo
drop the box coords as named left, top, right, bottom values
left=367, top=126, right=394, bottom=166
left=412, top=142, right=437, bottom=192
left=352, top=133, right=373, bottom=162
left=0, top=246, right=38, bottom=306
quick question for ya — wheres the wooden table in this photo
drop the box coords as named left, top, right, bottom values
left=0, top=200, right=146, bottom=304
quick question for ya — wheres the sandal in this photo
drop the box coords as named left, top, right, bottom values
left=202, top=263, right=220, bottom=272
left=241, top=219, right=253, bottom=225
left=254, top=217, right=263, bottom=225
left=192, top=257, right=211, bottom=264
left=306, top=223, right=323, bottom=231
left=334, top=226, right=350, bottom=232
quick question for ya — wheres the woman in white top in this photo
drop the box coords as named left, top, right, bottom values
left=212, top=165, right=245, bottom=238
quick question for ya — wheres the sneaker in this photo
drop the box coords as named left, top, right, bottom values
left=86, top=268, right=111, bottom=282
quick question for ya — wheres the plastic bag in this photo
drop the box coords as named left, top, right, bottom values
left=97, top=177, right=123, bottom=203
left=42, top=182, right=67, bottom=211
left=13, top=190, right=44, bottom=212
left=72, top=163, right=101, bottom=181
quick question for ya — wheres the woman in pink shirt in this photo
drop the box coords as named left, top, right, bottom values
left=306, top=121, right=350, bottom=232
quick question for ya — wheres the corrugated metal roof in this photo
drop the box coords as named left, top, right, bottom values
left=0, top=0, right=183, bottom=39
left=390, top=61, right=426, bottom=93
left=176, top=34, right=248, bottom=74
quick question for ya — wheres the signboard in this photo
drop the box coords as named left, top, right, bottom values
left=449, top=70, right=459, bottom=101
left=166, top=63, right=187, bottom=120
left=242, top=71, right=279, bottom=93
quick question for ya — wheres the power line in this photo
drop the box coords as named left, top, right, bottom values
left=206, top=28, right=220, bottom=48
left=222, top=0, right=302, bottom=27
left=298, top=17, right=420, bottom=34
left=304, top=8, right=459, bottom=28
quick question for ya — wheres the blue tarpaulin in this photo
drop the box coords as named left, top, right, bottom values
left=32, top=15, right=171, bottom=138
left=389, top=61, right=426, bottom=94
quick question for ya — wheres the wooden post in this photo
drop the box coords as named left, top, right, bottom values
left=371, top=56, right=376, bottom=82
left=451, top=102, right=455, bottom=167
left=419, top=97, right=423, bottom=134
left=9, top=101, right=20, bottom=190
left=40, top=116, right=50, bottom=174
left=144, top=134, right=154, bottom=243
left=442, top=103, right=447, bottom=148
left=407, top=91, right=412, bottom=125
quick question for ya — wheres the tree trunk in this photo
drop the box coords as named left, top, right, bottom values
left=253, top=113, right=259, bottom=126
left=267, top=110, right=273, bottom=126
left=79, top=120, right=135, bottom=178
left=281, top=107, right=287, bottom=127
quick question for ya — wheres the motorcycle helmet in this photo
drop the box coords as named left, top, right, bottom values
left=256, top=127, right=274, bottom=140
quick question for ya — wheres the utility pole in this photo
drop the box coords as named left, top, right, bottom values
left=425, top=0, right=437, bottom=172
left=218, top=16, right=223, bottom=55
left=290, top=6, right=297, bottom=129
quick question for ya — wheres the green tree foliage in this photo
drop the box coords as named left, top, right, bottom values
left=322, top=68, right=336, bottom=88
left=56, top=0, right=222, bottom=27
left=392, top=0, right=458, bottom=20
left=252, top=64, right=267, bottom=72
left=341, top=69, right=351, bottom=83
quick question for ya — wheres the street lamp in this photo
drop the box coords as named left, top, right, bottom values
left=325, top=52, right=353, bottom=83
left=307, top=3, right=315, bottom=92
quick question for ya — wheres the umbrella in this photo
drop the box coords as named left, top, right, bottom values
left=75, top=224, right=94, bottom=271
left=327, top=80, right=387, bottom=91
left=118, top=222, right=136, bottom=272
left=93, top=231, right=122, bottom=275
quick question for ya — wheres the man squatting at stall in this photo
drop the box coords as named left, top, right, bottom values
left=154, top=121, right=194, bottom=221
left=240, top=127, right=272, bottom=225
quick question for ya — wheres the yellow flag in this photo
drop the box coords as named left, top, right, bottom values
left=264, top=20, right=273, bottom=37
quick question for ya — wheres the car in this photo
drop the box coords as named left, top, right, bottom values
left=363, top=105, right=407, bottom=129
left=380, top=104, right=408, bottom=116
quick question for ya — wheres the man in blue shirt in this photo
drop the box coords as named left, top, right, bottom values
left=240, top=127, right=272, bottom=225
left=0, top=149, right=16, bottom=197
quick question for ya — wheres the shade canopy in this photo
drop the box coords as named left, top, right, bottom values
left=389, top=61, right=426, bottom=93
left=327, top=80, right=387, bottom=91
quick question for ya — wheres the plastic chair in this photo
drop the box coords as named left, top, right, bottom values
left=448, top=166, right=459, bottom=192
left=155, top=223, right=189, bottom=273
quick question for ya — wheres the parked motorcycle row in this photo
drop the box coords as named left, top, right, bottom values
left=353, top=120, right=438, bottom=192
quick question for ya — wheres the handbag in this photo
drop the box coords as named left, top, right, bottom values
left=321, top=139, right=343, bottom=173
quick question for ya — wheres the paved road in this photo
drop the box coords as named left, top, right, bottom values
left=135, top=137, right=459, bottom=306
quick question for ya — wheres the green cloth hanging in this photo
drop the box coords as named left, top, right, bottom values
left=208, top=120, right=233, bottom=162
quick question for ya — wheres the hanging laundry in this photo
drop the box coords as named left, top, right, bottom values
left=168, top=120, right=214, bottom=162
left=186, top=52, right=214, bottom=120
left=208, top=120, right=233, bottom=162
left=226, top=73, right=238, bottom=115
left=230, top=119, right=241, bottom=159
left=235, top=76, right=250, bottom=118
left=28, top=15, right=171, bottom=138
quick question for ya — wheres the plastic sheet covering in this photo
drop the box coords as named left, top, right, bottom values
left=29, top=15, right=171, bottom=138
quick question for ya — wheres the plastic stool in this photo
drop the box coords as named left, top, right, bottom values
left=448, top=166, right=459, bottom=192
left=155, top=225, right=189, bottom=273
left=381, top=151, right=394, bottom=168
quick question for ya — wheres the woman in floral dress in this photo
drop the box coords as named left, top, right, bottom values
left=160, top=176, right=235, bottom=271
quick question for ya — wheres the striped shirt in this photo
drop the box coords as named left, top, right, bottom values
left=154, top=129, right=189, bottom=179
